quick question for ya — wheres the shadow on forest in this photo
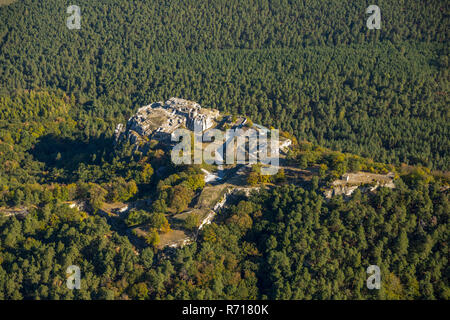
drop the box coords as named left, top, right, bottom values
left=29, top=134, right=113, bottom=173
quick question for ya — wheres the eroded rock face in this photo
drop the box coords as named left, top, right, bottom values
left=115, top=97, right=220, bottom=150
left=324, top=172, right=396, bottom=199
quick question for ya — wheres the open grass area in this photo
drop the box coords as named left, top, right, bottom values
left=332, top=171, right=395, bottom=187
left=158, top=229, right=190, bottom=249
left=195, top=184, right=230, bottom=209
left=0, top=0, right=17, bottom=6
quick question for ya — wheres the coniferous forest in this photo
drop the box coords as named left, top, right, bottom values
left=0, top=0, right=448, bottom=300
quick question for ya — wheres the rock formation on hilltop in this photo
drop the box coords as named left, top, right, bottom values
left=115, top=97, right=220, bottom=150
left=115, top=97, right=293, bottom=161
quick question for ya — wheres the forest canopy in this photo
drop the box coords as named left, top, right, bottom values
left=0, top=0, right=448, bottom=301
left=0, top=0, right=448, bottom=169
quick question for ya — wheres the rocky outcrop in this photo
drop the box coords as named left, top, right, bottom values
left=279, top=138, right=292, bottom=152
left=324, top=172, right=396, bottom=199
left=168, top=237, right=192, bottom=248
left=115, top=98, right=219, bottom=151
left=198, top=185, right=260, bottom=231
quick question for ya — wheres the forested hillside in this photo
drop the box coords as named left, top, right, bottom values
left=0, top=0, right=448, bottom=169
left=0, top=0, right=448, bottom=300
left=0, top=182, right=448, bottom=299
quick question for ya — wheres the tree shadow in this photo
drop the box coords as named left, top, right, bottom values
left=29, top=133, right=113, bottom=178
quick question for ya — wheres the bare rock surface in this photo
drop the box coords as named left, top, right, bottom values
left=115, top=98, right=220, bottom=149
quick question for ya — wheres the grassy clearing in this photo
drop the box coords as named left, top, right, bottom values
left=195, top=184, right=230, bottom=209
left=158, top=229, right=190, bottom=248
left=0, top=0, right=17, bottom=6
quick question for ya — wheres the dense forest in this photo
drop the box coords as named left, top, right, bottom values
left=0, top=182, right=448, bottom=299
left=0, top=0, right=448, bottom=169
left=0, top=0, right=448, bottom=300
